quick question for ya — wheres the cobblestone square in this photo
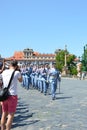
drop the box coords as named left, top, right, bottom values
left=12, top=78, right=87, bottom=130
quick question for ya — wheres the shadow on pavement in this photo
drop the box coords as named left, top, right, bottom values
left=55, top=96, right=72, bottom=100
left=56, top=92, right=64, bottom=94
left=12, top=99, right=40, bottom=129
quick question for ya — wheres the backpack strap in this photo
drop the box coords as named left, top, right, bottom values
left=7, top=70, right=15, bottom=89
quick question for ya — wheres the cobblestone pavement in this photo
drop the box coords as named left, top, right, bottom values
left=12, top=78, right=87, bottom=130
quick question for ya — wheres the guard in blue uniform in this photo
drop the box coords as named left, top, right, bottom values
left=48, top=64, right=59, bottom=100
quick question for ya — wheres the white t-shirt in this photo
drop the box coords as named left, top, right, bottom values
left=1, top=69, right=21, bottom=95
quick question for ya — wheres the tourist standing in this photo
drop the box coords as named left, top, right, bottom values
left=1, top=60, right=22, bottom=130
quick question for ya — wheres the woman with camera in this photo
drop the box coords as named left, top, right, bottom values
left=0, top=60, right=22, bottom=130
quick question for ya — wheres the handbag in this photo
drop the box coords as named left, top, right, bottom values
left=0, top=70, right=15, bottom=101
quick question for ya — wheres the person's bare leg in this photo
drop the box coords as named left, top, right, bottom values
left=1, top=112, right=8, bottom=130
left=5, top=113, right=14, bottom=130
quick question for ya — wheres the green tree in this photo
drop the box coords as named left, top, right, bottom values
left=55, top=50, right=77, bottom=75
left=55, top=50, right=66, bottom=71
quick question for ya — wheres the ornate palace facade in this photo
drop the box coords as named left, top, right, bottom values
left=6, top=48, right=56, bottom=65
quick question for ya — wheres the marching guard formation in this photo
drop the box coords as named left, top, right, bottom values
left=20, top=63, right=61, bottom=100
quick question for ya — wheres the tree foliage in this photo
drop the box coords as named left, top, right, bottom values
left=55, top=50, right=77, bottom=75
left=55, top=50, right=66, bottom=71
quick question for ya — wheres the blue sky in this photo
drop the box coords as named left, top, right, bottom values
left=0, top=0, right=87, bottom=58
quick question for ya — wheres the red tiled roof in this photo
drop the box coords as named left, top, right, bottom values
left=5, top=51, right=55, bottom=60
left=13, top=51, right=24, bottom=59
